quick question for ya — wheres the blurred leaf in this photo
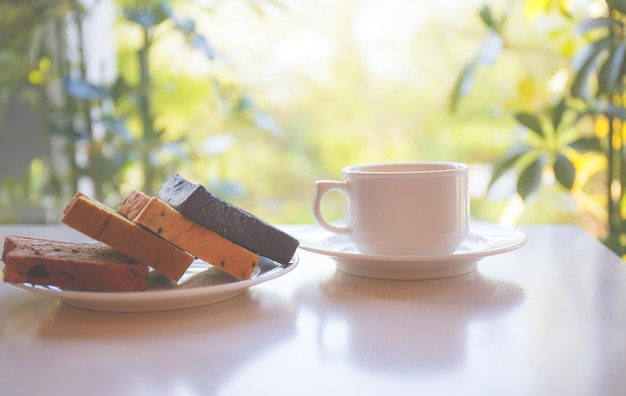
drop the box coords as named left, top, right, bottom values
left=177, top=18, right=195, bottom=35
left=109, top=76, right=133, bottom=101
left=558, top=0, right=574, bottom=19
left=63, top=77, right=109, bottom=100
left=254, top=112, right=283, bottom=137
left=576, top=17, right=616, bottom=35
left=449, top=61, right=478, bottom=112
left=477, top=31, right=504, bottom=65
left=489, top=145, right=534, bottom=189
left=551, top=99, right=567, bottom=131
left=571, top=41, right=595, bottom=71
left=515, top=112, right=545, bottom=138
left=237, top=96, right=255, bottom=111
left=601, top=104, right=626, bottom=120
left=607, top=0, right=626, bottom=14
left=159, top=2, right=176, bottom=21
left=570, top=37, right=611, bottom=98
left=479, top=5, right=498, bottom=31
left=124, top=6, right=169, bottom=28
left=569, top=136, right=604, bottom=152
left=190, top=34, right=216, bottom=59
left=159, top=140, right=191, bottom=160
left=208, top=180, right=246, bottom=198
left=124, top=10, right=157, bottom=28
left=101, top=117, right=133, bottom=143
left=554, top=153, right=576, bottom=189
left=203, top=134, right=236, bottom=156
left=517, top=154, right=546, bottom=199
left=598, top=42, right=626, bottom=96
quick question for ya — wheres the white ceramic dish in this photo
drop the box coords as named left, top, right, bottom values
left=295, top=222, right=525, bottom=280
left=3, top=255, right=298, bottom=312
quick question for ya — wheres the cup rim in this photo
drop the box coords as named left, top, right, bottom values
left=342, top=161, right=469, bottom=175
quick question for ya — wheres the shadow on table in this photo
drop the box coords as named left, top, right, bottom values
left=296, top=269, right=524, bottom=375
left=2, top=289, right=298, bottom=396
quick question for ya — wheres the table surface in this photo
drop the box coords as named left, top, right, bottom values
left=0, top=224, right=625, bottom=396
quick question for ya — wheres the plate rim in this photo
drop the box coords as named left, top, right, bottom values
left=295, top=221, right=526, bottom=263
left=2, top=254, right=299, bottom=304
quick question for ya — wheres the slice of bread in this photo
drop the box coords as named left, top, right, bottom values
left=2, top=235, right=149, bottom=292
left=61, top=192, right=194, bottom=282
left=158, top=173, right=299, bottom=264
left=119, top=190, right=261, bottom=280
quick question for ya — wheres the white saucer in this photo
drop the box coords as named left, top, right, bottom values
left=295, top=222, right=526, bottom=280
left=3, top=255, right=298, bottom=312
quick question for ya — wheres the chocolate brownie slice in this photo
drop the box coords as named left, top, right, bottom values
left=119, top=189, right=261, bottom=280
left=157, top=174, right=299, bottom=264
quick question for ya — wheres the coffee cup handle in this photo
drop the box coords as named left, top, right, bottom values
left=312, top=180, right=351, bottom=234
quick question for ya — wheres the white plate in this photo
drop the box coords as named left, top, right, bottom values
left=295, top=222, right=525, bottom=280
left=3, top=255, right=298, bottom=312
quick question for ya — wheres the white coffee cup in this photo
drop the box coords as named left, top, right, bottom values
left=312, top=162, right=470, bottom=256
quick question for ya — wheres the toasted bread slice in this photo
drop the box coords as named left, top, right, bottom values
left=62, top=192, right=193, bottom=282
left=119, top=190, right=261, bottom=280
left=2, top=235, right=148, bottom=292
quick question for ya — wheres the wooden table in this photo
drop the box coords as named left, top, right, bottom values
left=0, top=224, right=625, bottom=396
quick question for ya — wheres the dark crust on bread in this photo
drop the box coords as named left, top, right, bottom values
left=118, top=190, right=261, bottom=280
left=157, top=173, right=299, bottom=263
left=1, top=235, right=149, bottom=292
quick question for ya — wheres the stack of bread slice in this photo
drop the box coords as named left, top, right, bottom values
left=1, top=174, right=299, bottom=292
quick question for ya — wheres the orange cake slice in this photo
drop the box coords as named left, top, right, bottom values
left=62, top=192, right=193, bottom=282
left=119, top=190, right=261, bottom=280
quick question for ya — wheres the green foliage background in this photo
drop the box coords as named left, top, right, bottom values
left=0, top=0, right=590, bottom=235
